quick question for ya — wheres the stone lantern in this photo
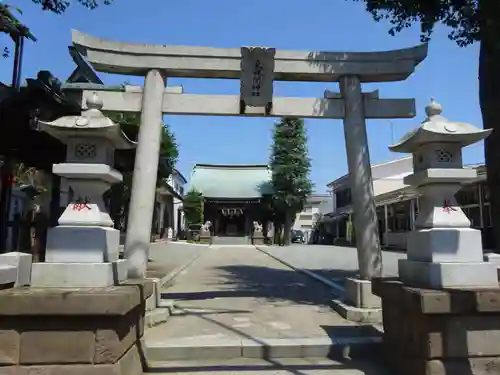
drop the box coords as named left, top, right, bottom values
left=389, top=98, right=497, bottom=288
left=31, top=93, right=136, bottom=287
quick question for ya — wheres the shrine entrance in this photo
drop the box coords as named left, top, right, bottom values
left=216, top=208, right=246, bottom=237
left=204, top=200, right=264, bottom=237
left=65, top=30, right=428, bottom=279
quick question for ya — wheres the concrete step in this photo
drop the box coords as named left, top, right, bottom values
left=211, top=236, right=250, bottom=245
left=144, top=335, right=381, bottom=362
left=146, top=357, right=388, bottom=374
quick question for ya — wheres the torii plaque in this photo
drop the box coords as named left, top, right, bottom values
left=240, top=47, right=276, bottom=115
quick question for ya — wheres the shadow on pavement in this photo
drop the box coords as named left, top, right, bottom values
left=157, top=264, right=387, bottom=374
left=162, top=264, right=360, bottom=307
left=321, top=324, right=382, bottom=340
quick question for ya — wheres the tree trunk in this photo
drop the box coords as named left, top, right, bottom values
left=273, top=221, right=281, bottom=245
left=283, top=213, right=293, bottom=246
left=479, top=1, right=500, bottom=252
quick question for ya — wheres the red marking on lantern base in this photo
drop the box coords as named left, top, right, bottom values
left=442, top=200, right=457, bottom=213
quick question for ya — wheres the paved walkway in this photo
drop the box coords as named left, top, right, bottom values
left=257, top=244, right=406, bottom=278
left=145, top=245, right=378, bottom=344
left=147, top=241, right=207, bottom=276
left=151, top=358, right=387, bottom=375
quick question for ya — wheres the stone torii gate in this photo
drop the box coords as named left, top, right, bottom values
left=70, top=30, right=428, bottom=284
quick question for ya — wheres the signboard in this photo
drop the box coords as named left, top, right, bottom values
left=240, top=47, right=276, bottom=108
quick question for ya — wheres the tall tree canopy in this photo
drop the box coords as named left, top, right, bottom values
left=350, top=0, right=500, bottom=251
left=270, top=117, right=313, bottom=245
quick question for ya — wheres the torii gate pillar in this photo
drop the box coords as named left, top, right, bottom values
left=340, top=76, right=382, bottom=280
left=124, top=69, right=166, bottom=279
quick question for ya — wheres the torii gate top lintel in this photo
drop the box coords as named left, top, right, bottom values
left=72, top=29, right=428, bottom=83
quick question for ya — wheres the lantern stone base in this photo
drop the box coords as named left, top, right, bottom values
left=398, top=259, right=498, bottom=289
left=31, top=259, right=128, bottom=287
left=0, top=252, right=32, bottom=287
left=373, top=278, right=500, bottom=375
left=0, top=280, right=152, bottom=375
left=46, top=226, right=120, bottom=263
left=407, top=228, right=484, bottom=263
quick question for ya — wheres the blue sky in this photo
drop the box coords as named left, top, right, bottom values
left=0, top=0, right=482, bottom=192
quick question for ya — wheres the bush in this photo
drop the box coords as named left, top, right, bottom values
left=183, top=189, right=204, bottom=226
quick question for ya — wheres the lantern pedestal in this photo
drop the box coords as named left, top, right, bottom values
left=374, top=99, right=500, bottom=375
left=406, top=228, right=484, bottom=263
left=31, top=259, right=128, bottom=288
left=45, top=226, right=119, bottom=263
left=31, top=93, right=135, bottom=287
left=399, top=260, right=498, bottom=289
left=400, top=212, right=497, bottom=289
left=390, top=119, right=497, bottom=289
left=31, top=163, right=127, bottom=287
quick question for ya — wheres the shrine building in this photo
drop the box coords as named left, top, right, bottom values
left=187, top=164, right=273, bottom=237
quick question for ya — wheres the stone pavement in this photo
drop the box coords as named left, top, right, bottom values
left=147, top=241, right=207, bottom=277
left=150, top=358, right=388, bottom=374
left=145, top=244, right=379, bottom=343
left=257, top=244, right=406, bottom=279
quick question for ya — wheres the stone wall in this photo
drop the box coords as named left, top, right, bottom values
left=0, top=280, right=153, bottom=375
left=373, top=278, right=500, bottom=375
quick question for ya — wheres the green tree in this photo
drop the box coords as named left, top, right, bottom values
left=349, top=0, right=500, bottom=251
left=183, top=189, right=204, bottom=227
left=31, top=0, right=112, bottom=13
left=106, top=111, right=178, bottom=230
left=269, top=117, right=313, bottom=246
left=1, top=0, right=112, bottom=56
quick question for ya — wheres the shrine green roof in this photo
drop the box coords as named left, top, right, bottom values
left=187, top=164, right=273, bottom=199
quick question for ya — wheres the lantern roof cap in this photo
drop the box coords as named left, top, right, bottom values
left=389, top=98, right=491, bottom=153
left=38, top=92, right=136, bottom=150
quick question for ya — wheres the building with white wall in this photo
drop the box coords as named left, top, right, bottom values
left=293, top=194, right=332, bottom=243
left=322, top=157, right=416, bottom=247
left=155, top=168, right=187, bottom=239
left=315, top=156, right=493, bottom=249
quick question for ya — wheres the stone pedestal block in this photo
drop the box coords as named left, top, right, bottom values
left=0, top=265, right=16, bottom=288
left=407, top=228, right=484, bottom=263
left=0, top=280, right=153, bottom=375
left=0, top=252, right=32, bottom=286
left=399, top=259, right=498, bottom=289
left=199, top=231, right=212, bottom=244
left=252, top=235, right=265, bottom=246
left=31, top=259, right=128, bottom=287
left=373, top=278, right=500, bottom=375
left=345, top=277, right=381, bottom=309
left=46, top=226, right=120, bottom=263
left=484, top=253, right=500, bottom=264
